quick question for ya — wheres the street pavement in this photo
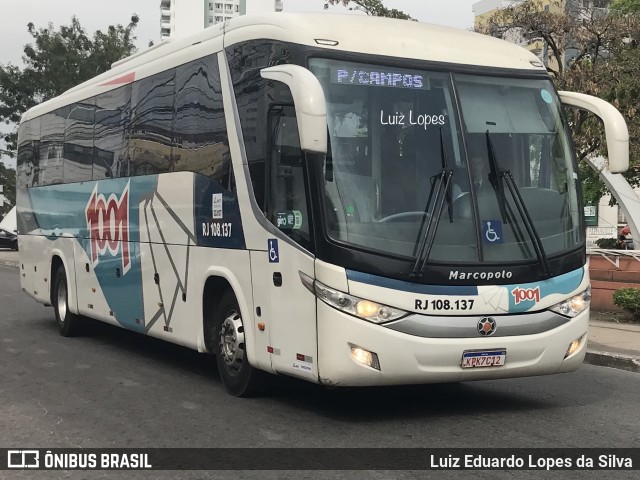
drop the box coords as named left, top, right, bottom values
left=1, top=248, right=638, bottom=373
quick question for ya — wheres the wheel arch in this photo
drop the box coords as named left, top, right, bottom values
left=49, top=251, right=79, bottom=315
left=199, top=268, right=256, bottom=363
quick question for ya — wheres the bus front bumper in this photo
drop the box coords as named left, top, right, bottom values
left=316, top=301, right=588, bottom=387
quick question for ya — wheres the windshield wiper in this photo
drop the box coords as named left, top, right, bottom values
left=484, top=133, right=530, bottom=258
left=411, top=129, right=453, bottom=277
left=485, top=131, right=551, bottom=277
left=441, top=129, right=454, bottom=224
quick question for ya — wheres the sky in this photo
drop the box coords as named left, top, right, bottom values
left=0, top=0, right=478, bottom=65
left=0, top=0, right=478, bottom=167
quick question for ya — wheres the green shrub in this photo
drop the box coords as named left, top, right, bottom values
left=613, top=288, right=640, bottom=319
left=595, top=238, right=619, bottom=249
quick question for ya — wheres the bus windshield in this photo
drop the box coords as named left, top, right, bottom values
left=308, top=58, right=582, bottom=265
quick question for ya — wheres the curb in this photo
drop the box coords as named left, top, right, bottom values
left=584, top=350, right=640, bottom=373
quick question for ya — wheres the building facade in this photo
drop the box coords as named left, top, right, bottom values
left=473, top=0, right=567, bottom=67
left=473, top=1, right=611, bottom=69
left=161, top=0, right=283, bottom=40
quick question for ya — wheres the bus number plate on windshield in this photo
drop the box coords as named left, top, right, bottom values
left=461, top=349, right=506, bottom=368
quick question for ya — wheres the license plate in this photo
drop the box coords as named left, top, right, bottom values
left=461, top=349, right=506, bottom=368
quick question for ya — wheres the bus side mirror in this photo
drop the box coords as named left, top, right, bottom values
left=558, top=91, right=629, bottom=174
left=260, top=65, right=327, bottom=154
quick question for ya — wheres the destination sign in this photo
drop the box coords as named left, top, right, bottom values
left=332, top=67, right=425, bottom=89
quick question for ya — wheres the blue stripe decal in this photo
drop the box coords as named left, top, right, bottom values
left=346, top=270, right=479, bottom=296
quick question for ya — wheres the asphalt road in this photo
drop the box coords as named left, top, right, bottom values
left=0, top=264, right=639, bottom=480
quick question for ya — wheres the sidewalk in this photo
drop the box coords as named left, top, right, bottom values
left=585, top=319, right=640, bottom=373
left=1, top=248, right=639, bottom=373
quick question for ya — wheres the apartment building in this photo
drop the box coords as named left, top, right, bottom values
left=161, top=0, right=284, bottom=40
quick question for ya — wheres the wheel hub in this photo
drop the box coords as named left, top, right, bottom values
left=57, top=280, right=67, bottom=324
left=219, top=312, right=245, bottom=372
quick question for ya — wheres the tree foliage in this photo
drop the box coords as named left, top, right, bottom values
left=324, top=0, right=413, bottom=20
left=0, top=15, right=139, bottom=156
left=0, top=162, right=16, bottom=216
left=610, top=0, right=640, bottom=14
left=476, top=0, right=640, bottom=204
left=613, top=287, right=640, bottom=320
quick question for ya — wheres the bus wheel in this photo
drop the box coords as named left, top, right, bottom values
left=214, top=290, right=265, bottom=397
left=53, top=267, right=81, bottom=337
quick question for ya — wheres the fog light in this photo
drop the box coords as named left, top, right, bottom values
left=350, top=344, right=381, bottom=370
left=565, top=336, right=583, bottom=359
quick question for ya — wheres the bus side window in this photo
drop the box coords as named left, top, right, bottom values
left=266, top=104, right=313, bottom=251
left=17, top=117, right=41, bottom=189
left=64, top=100, right=95, bottom=183
left=226, top=39, right=295, bottom=213
left=174, top=55, right=231, bottom=187
left=39, top=108, right=67, bottom=186
left=94, top=85, right=132, bottom=180
left=129, top=69, right=176, bottom=176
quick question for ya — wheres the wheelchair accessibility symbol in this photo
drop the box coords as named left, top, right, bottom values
left=482, top=220, right=503, bottom=244
left=268, top=239, right=280, bottom=263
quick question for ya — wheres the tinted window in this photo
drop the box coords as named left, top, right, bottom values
left=267, top=105, right=312, bottom=250
left=16, top=118, right=41, bottom=189
left=174, top=56, right=230, bottom=186
left=94, top=85, right=132, bottom=180
left=39, top=108, right=68, bottom=185
left=130, top=69, right=176, bottom=175
left=227, top=41, right=293, bottom=211
left=64, top=100, right=95, bottom=183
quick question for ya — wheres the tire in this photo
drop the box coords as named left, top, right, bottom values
left=211, top=289, right=266, bottom=397
left=52, top=267, right=81, bottom=337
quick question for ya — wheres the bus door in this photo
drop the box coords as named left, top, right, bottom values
left=250, top=104, right=318, bottom=380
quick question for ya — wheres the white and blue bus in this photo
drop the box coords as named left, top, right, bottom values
left=16, top=14, right=629, bottom=396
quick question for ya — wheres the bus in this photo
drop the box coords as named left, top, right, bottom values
left=16, top=13, right=629, bottom=396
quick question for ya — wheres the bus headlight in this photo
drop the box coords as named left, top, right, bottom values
left=308, top=277, right=408, bottom=324
left=549, top=287, right=591, bottom=317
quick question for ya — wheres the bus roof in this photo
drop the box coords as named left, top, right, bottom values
left=22, top=13, right=545, bottom=122
left=224, top=13, right=544, bottom=70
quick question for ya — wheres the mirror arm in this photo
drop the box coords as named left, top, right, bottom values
left=559, top=91, right=629, bottom=174
left=261, top=65, right=328, bottom=154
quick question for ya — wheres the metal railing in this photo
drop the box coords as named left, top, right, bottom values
left=588, top=248, right=640, bottom=270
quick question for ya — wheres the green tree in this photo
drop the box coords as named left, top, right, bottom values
left=611, top=0, right=640, bottom=14
left=476, top=0, right=640, bottom=204
left=0, top=162, right=16, bottom=217
left=324, top=0, right=413, bottom=20
left=0, top=15, right=139, bottom=157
